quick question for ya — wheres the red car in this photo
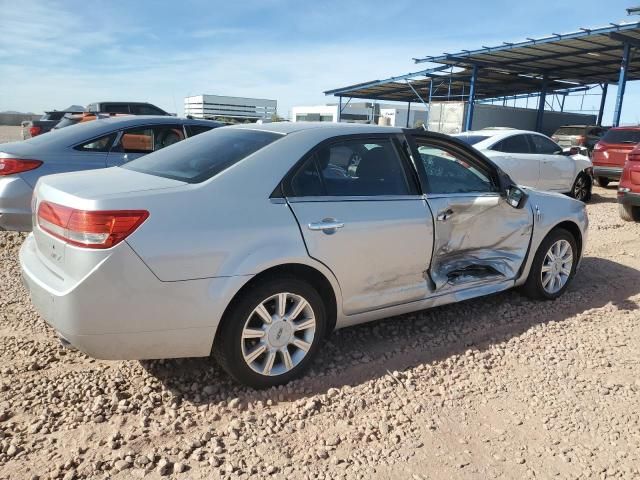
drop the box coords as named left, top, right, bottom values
left=592, top=126, right=640, bottom=187
left=618, top=143, right=640, bottom=221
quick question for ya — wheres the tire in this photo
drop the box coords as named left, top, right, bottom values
left=522, top=228, right=578, bottom=300
left=213, top=277, right=327, bottom=388
left=595, top=176, right=610, bottom=188
left=570, top=172, right=591, bottom=202
left=618, top=203, right=640, bottom=222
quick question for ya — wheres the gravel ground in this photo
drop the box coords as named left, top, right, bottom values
left=1, top=142, right=639, bottom=478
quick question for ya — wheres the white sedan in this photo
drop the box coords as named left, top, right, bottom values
left=455, top=128, right=593, bottom=202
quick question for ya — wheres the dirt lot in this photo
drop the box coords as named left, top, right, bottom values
left=0, top=125, right=22, bottom=144
left=0, top=127, right=639, bottom=479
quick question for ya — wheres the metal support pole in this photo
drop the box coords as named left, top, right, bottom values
left=464, top=65, right=478, bottom=132
left=535, top=76, right=548, bottom=132
left=337, top=96, right=342, bottom=123
left=406, top=101, right=411, bottom=128
left=561, top=94, right=566, bottom=112
left=597, top=83, right=608, bottom=126
left=613, top=43, right=630, bottom=127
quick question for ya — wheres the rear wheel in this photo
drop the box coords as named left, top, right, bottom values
left=213, top=277, right=326, bottom=388
left=522, top=228, right=577, bottom=300
left=595, top=176, right=610, bottom=188
left=570, top=172, right=591, bottom=202
left=618, top=203, right=640, bottom=222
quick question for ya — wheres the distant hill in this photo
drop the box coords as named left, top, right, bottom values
left=1, top=110, right=37, bottom=115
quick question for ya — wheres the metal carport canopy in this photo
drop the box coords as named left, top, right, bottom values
left=324, top=21, right=640, bottom=128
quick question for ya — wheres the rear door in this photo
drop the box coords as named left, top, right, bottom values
left=106, top=124, right=185, bottom=166
left=284, top=134, right=434, bottom=315
left=530, top=134, right=575, bottom=192
left=484, top=134, right=540, bottom=188
left=410, top=135, right=533, bottom=292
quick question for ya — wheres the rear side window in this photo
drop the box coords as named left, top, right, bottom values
left=186, top=124, right=215, bottom=137
left=492, top=134, right=531, bottom=154
left=456, top=135, right=489, bottom=145
left=74, top=133, right=117, bottom=152
left=529, top=135, right=561, bottom=154
left=123, top=128, right=282, bottom=183
left=102, top=104, right=130, bottom=114
left=288, top=138, right=413, bottom=197
left=130, top=104, right=166, bottom=115
left=602, top=129, right=640, bottom=144
left=113, top=125, right=185, bottom=154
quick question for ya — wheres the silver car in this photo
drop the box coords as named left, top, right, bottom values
left=20, top=123, right=588, bottom=388
left=0, top=116, right=222, bottom=231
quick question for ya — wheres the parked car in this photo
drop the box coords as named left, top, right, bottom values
left=86, top=102, right=170, bottom=116
left=21, top=106, right=85, bottom=139
left=551, top=125, right=608, bottom=154
left=20, top=123, right=588, bottom=388
left=592, top=126, right=640, bottom=187
left=455, top=129, right=593, bottom=202
left=0, top=116, right=222, bottom=231
left=618, top=143, right=640, bottom=221
left=52, top=112, right=130, bottom=130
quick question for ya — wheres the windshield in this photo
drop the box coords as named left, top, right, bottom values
left=456, top=135, right=490, bottom=145
left=602, top=129, right=640, bottom=144
left=122, top=128, right=283, bottom=183
left=554, top=127, right=584, bottom=136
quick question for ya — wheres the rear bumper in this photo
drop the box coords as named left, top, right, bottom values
left=0, top=176, right=34, bottom=231
left=19, top=233, right=250, bottom=360
left=593, top=166, right=622, bottom=180
left=618, top=191, right=640, bottom=207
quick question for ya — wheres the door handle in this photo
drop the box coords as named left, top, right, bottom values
left=436, top=208, right=454, bottom=221
left=308, top=219, right=344, bottom=234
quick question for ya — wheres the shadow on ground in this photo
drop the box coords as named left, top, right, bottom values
left=141, top=256, right=640, bottom=404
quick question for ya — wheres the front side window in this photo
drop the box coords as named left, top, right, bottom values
left=123, top=128, right=282, bottom=183
left=416, top=142, right=495, bottom=194
left=288, top=138, right=412, bottom=197
left=492, top=134, right=531, bottom=154
left=74, top=133, right=117, bottom=152
left=114, top=125, right=185, bottom=154
left=529, top=135, right=561, bottom=155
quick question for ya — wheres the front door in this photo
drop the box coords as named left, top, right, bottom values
left=284, top=135, right=434, bottom=315
left=411, top=136, right=533, bottom=291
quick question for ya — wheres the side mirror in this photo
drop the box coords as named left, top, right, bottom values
left=506, top=185, right=527, bottom=209
left=567, top=146, right=581, bottom=155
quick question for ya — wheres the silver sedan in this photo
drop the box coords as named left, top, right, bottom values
left=0, top=116, right=221, bottom=231
left=20, top=123, right=588, bottom=388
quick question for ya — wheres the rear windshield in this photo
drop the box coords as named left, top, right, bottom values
left=554, top=127, right=584, bottom=136
left=54, top=116, right=82, bottom=129
left=602, top=129, right=640, bottom=144
left=456, top=135, right=489, bottom=145
left=122, top=128, right=282, bottom=183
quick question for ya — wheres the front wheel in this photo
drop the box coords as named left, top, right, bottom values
left=213, top=277, right=327, bottom=388
left=522, top=228, right=578, bottom=300
left=570, top=172, right=591, bottom=202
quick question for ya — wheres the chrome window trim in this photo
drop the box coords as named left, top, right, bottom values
left=424, top=192, right=501, bottom=200
left=287, top=195, right=425, bottom=203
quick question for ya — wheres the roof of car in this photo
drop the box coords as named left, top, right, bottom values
left=456, top=128, right=538, bottom=138
left=608, top=125, right=640, bottom=130
left=229, top=121, right=404, bottom=135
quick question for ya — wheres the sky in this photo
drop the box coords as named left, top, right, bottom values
left=0, top=0, right=638, bottom=124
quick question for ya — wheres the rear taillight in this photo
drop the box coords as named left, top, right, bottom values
left=29, top=126, right=42, bottom=137
left=0, top=158, right=43, bottom=176
left=37, top=201, right=149, bottom=249
left=594, top=142, right=605, bottom=151
left=551, top=136, right=559, bottom=142
left=576, top=135, right=586, bottom=146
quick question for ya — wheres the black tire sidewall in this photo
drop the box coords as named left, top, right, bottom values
left=214, top=278, right=327, bottom=389
left=526, top=229, right=578, bottom=300
left=572, top=173, right=591, bottom=202
left=595, top=177, right=610, bottom=188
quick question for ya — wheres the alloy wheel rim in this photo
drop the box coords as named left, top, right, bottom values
left=241, top=292, right=316, bottom=377
left=541, top=239, right=573, bottom=294
left=573, top=176, right=587, bottom=201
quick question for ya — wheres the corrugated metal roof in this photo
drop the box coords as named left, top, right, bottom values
left=325, top=22, right=640, bottom=102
